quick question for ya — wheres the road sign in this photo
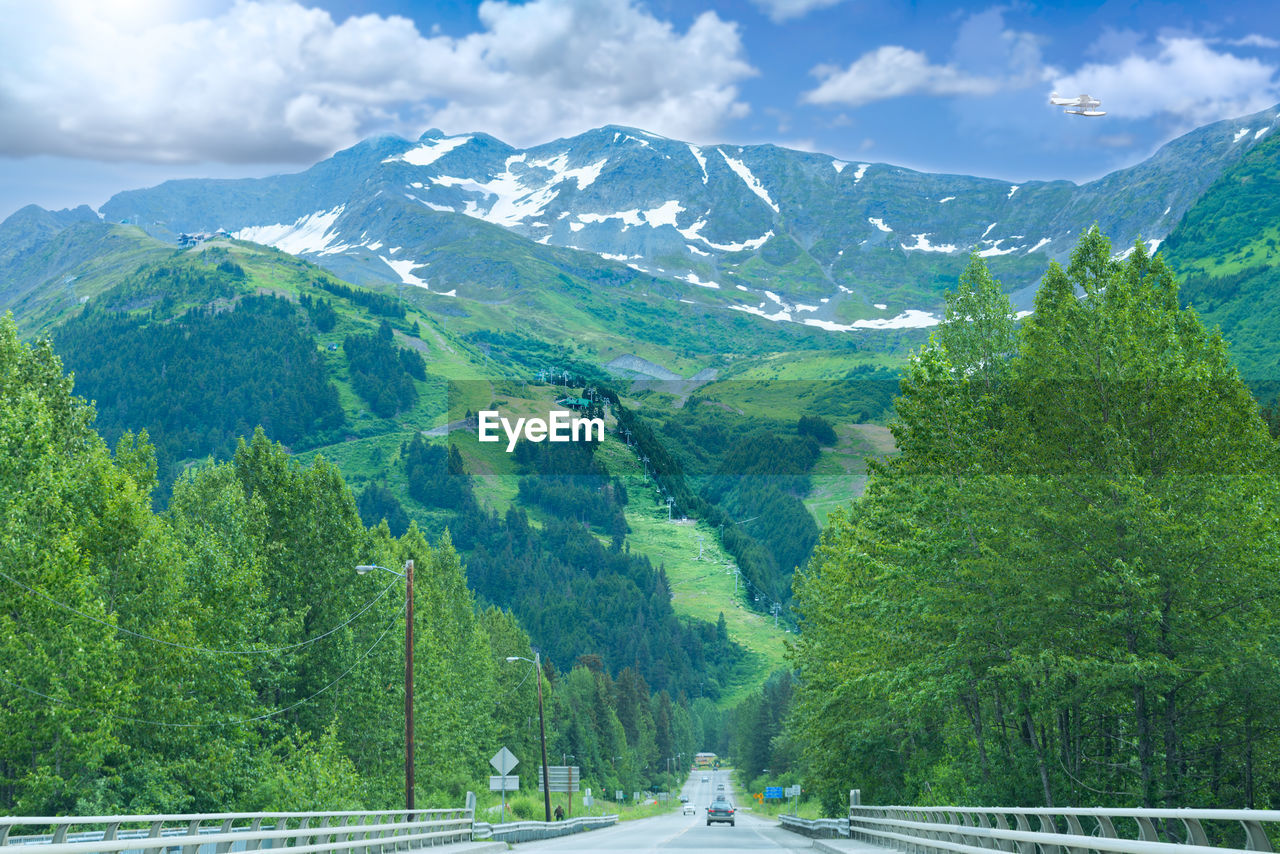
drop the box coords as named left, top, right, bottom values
left=615, top=790, right=623, bottom=801
left=785, top=785, right=802, bottom=797
left=490, top=747, right=518, bottom=776
left=489, top=775, right=519, bottom=791
left=764, top=786, right=783, bottom=799
left=633, top=791, right=641, bottom=801
left=537, top=766, right=580, bottom=793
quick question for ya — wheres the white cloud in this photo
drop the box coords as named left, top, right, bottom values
left=750, top=0, right=846, bottom=23
left=0, top=0, right=755, bottom=164
left=1051, top=37, right=1279, bottom=122
left=1226, top=34, right=1280, bottom=49
left=804, top=46, right=999, bottom=106
left=804, top=10, right=1051, bottom=107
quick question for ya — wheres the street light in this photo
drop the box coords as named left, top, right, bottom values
left=507, top=653, right=552, bottom=822
left=357, top=561, right=415, bottom=810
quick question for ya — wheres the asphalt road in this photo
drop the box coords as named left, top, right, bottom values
left=510, top=767, right=820, bottom=853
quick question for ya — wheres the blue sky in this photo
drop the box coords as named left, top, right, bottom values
left=1, top=0, right=1277, bottom=220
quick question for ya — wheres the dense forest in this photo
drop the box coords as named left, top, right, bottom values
left=384, top=426, right=748, bottom=702
left=54, top=293, right=344, bottom=495
left=789, top=232, right=1280, bottom=811
left=0, top=316, right=711, bottom=814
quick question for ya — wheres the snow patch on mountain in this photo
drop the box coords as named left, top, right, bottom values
left=388, top=135, right=473, bottom=167
left=978, top=240, right=1018, bottom=257
left=1255, top=127, right=1269, bottom=140
left=938, top=196, right=955, bottom=204
left=874, top=303, right=887, bottom=310
left=382, top=256, right=429, bottom=288
left=675, top=217, right=773, bottom=252
left=900, top=233, right=958, bottom=253
left=832, top=160, right=848, bottom=173
left=1233, top=128, right=1250, bottom=143
left=688, top=145, right=709, bottom=183
left=680, top=272, right=720, bottom=289
left=1027, top=237, right=1052, bottom=253
left=803, top=309, right=940, bottom=332
left=868, top=217, right=892, bottom=232
left=529, top=153, right=609, bottom=189
left=982, top=222, right=997, bottom=238
left=732, top=303, right=792, bottom=322
left=235, top=206, right=348, bottom=256
left=853, top=164, right=869, bottom=183
left=1007, top=185, right=1019, bottom=199
left=718, top=151, right=779, bottom=213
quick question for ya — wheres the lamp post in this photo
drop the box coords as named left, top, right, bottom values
left=507, top=654, right=552, bottom=822
left=357, top=561, right=414, bottom=810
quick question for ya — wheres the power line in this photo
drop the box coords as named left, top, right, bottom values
left=0, top=600, right=406, bottom=729
left=0, top=568, right=400, bottom=655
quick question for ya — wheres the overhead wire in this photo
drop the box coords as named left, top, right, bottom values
left=0, top=567, right=400, bottom=655
left=0, top=599, right=407, bottom=728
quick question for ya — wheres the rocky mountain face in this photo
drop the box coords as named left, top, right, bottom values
left=18, top=104, right=1280, bottom=335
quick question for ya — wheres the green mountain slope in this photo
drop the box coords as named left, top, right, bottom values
left=1162, top=127, right=1280, bottom=381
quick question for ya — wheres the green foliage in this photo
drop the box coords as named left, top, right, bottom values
left=300, top=293, right=337, bottom=332
left=314, top=277, right=405, bottom=318
left=343, top=323, right=420, bottom=417
left=356, top=482, right=410, bottom=536
left=797, top=415, right=837, bottom=446
left=403, top=434, right=475, bottom=511
left=789, top=232, right=1280, bottom=809
left=54, top=293, right=344, bottom=495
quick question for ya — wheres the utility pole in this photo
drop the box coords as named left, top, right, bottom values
left=405, top=559, right=414, bottom=811
left=537, top=653, right=551, bottom=822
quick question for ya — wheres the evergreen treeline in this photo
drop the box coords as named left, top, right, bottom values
left=403, top=434, right=474, bottom=511
left=94, top=256, right=242, bottom=318
left=790, top=232, right=1280, bottom=811
left=343, top=321, right=424, bottom=417
left=300, top=293, right=337, bottom=332
left=398, top=429, right=747, bottom=702
left=54, top=294, right=344, bottom=494
left=314, top=278, right=405, bottom=318
left=1, top=316, right=706, bottom=814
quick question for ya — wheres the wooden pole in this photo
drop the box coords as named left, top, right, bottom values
left=405, top=559, right=415, bottom=812
left=537, top=653, right=552, bottom=822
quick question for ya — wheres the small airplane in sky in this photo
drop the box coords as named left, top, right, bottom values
left=1050, top=92, right=1106, bottom=117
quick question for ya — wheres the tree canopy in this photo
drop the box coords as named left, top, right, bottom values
left=790, top=232, right=1280, bottom=811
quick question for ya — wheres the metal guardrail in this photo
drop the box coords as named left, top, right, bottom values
left=778, top=814, right=850, bottom=838
left=848, top=805, right=1280, bottom=854
left=473, top=815, right=618, bottom=844
left=0, top=807, right=474, bottom=854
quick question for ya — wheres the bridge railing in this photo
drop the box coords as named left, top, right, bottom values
left=473, top=814, right=618, bottom=843
left=0, top=806, right=474, bottom=854
left=848, top=802, right=1280, bottom=854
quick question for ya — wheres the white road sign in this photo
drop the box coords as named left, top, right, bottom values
left=490, top=747, right=519, bottom=776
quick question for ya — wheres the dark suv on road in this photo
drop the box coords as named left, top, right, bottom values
left=706, top=799, right=735, bottom=826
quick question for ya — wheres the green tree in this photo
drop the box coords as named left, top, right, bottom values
left=790, top=232, right=1280, bottom=809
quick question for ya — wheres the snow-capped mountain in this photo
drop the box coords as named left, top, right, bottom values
left=97, top=105, right=1280, bottom=330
